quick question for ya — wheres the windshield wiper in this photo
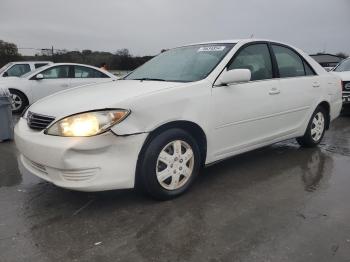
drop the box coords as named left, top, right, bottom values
left=133, top=78, right=166, bottom=81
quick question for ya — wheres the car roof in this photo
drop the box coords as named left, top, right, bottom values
left=11, top=61, right=53, bottom=63
left=48, top=63, right=99, bottom=67
left=182, top=38, right=291, bottom=47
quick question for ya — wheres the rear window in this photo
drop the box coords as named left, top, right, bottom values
left=334, top=59, right=350, bottom=72
left=74, top=66, right=109, bottom=78
left=6, top=64, right=31, bottom=77
left=272, top=45, right=315, bottom=77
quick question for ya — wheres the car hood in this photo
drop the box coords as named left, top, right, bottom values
left=28, top=80, right=185, bottom=118
left=331, top=71, right=350, bottom=80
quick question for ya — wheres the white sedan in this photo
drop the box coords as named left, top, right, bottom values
left=331, top=57, right=350, bottom=111
left=15, top=39, right=342, bottom=200
left=0, top=61, right=53, bottom=77
left=0, top=63, right=117, bottom=113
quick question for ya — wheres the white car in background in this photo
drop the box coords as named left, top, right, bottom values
left=0, top=63, right=117, bottom=113
left=0, top=61, right=52, bottom=77
left=15, top=39, right=342, bottom=200
left=331, top=57, right=350, bottom=111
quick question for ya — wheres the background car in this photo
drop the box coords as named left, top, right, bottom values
left=0, top=63, right=118, bottom=113
left=324, top=66, right=334, bottom=72
left=0, top=61, right=53, bottom=77
left=15, top=39, right=343, bottom=200
left=331, top=57, right=350, bottom=112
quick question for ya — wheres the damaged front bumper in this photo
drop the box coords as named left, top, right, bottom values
left=15, top=118, right=148, bottom=191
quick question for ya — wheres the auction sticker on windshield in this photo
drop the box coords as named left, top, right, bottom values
left=197, top=46, right=226, bottom=52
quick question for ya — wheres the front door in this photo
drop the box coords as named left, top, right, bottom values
left=209, top=43, right=284, bottom=161
left=31, top=65, right=72, bottom=101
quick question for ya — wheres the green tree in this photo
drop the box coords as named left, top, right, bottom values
left=335, top=52, right=349, bottom=59
left=0, top=40, right=22, bottom=66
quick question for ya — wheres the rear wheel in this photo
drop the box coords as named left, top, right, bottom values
left=9, top=90, right=28, bottom=114
left=138, top=128, right=201, bottom=200
left=297, top=106, right=327, bottom=147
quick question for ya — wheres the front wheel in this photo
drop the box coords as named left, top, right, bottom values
left=297, top=106, right=327, bottom=147
left=137, top=128, right=201, bottom=200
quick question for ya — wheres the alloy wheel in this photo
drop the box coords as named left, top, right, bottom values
left=156, top=140, right=194, bottom=190
left=11, top=93, right=23, bottom=111
left=311, top=112, right=325, bottom=142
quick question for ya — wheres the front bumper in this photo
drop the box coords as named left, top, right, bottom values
left=15, top=118, right=148, bottom=191
left=343, top=92, right=350, bottom=104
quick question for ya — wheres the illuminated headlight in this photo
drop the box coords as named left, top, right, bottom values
left=45, top=109, right=130, bottom=137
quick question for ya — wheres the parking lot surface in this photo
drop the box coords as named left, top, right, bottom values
left=1, top=116, right=350, bottom=262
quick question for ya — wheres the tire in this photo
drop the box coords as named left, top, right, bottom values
left=296, top=106, right=327, bottom=148
left=137, top=128, right=201, bottom=200
left=9, top=89, right=28, bottom=114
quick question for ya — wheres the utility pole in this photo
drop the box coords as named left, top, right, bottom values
left=51, top=46, right=54, bottom=62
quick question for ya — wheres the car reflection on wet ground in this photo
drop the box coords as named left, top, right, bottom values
left=0, top=116, right=350, bottom=262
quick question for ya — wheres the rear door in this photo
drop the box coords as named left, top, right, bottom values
left=70, top=65, right=111, bottom=88
left=270, top=44, right=319, bottom=131
left=31, top=65, right=73, bottom=101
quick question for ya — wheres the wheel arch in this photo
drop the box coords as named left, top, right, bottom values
left=8, top=88, right=30, bottom=104
left=8, top=88, right=30, bottom=113
left=142, top=120, right=207, bottom=164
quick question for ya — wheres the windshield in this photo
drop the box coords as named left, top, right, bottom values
left=125, top=44, right=235, bottom=82
left=334, top=58, right=350, bottom=72
left=0, top=63, right=13, bottom=75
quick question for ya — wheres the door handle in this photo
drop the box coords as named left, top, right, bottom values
left=312, top=82, right=320, bottom=88
left=269, top=87, right=280, bottom=95
left=60, top=84, right=69, bottom=87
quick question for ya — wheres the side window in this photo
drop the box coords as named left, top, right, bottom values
left=303, top=61, right=316, bottom=76
left=272, top=45, right=306, bottom=78
left=41, top=66, right=70, bottom=79
left=228, top=44, right=273, bottom=81
left=35, top=63, right=48, bottom=69
left=74, top=66, right=109, bottom=78
left=6, top=64, right=31, bottom=77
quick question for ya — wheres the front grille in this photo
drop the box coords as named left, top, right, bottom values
left=61, top=169, right=98, bottom=182
left=343, top=81, right=350, bottom=91
left=29, top=160, right=48, bottom=175
left=23, top=156, right=48, bottom=175
left=27, top=111, right=55, bottom=131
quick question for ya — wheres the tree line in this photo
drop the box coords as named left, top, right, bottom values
left=0, top=40, right=154, bottom=70
left=1, top=39, right=349, bottom=70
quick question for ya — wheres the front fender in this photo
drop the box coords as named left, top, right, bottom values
left=111, top=81, right=211, bottom=136
left=8, top=84, right=33, bottom=104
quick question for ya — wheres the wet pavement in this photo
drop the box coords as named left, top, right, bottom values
left=1, top=116, right=350, bottom=262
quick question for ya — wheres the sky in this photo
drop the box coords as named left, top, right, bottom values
left=0, top=0, right=349, bottom=56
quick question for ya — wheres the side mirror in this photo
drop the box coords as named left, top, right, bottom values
left=217, top=69, right=251, bottom=86
left=36, top=74, right=44, bottom=80
left=3, top=72, right=9, bottom=77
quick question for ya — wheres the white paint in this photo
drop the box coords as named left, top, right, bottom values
left=0, top=63, right=118, bottom=108
left=15, top=39, right=343, bottom=192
